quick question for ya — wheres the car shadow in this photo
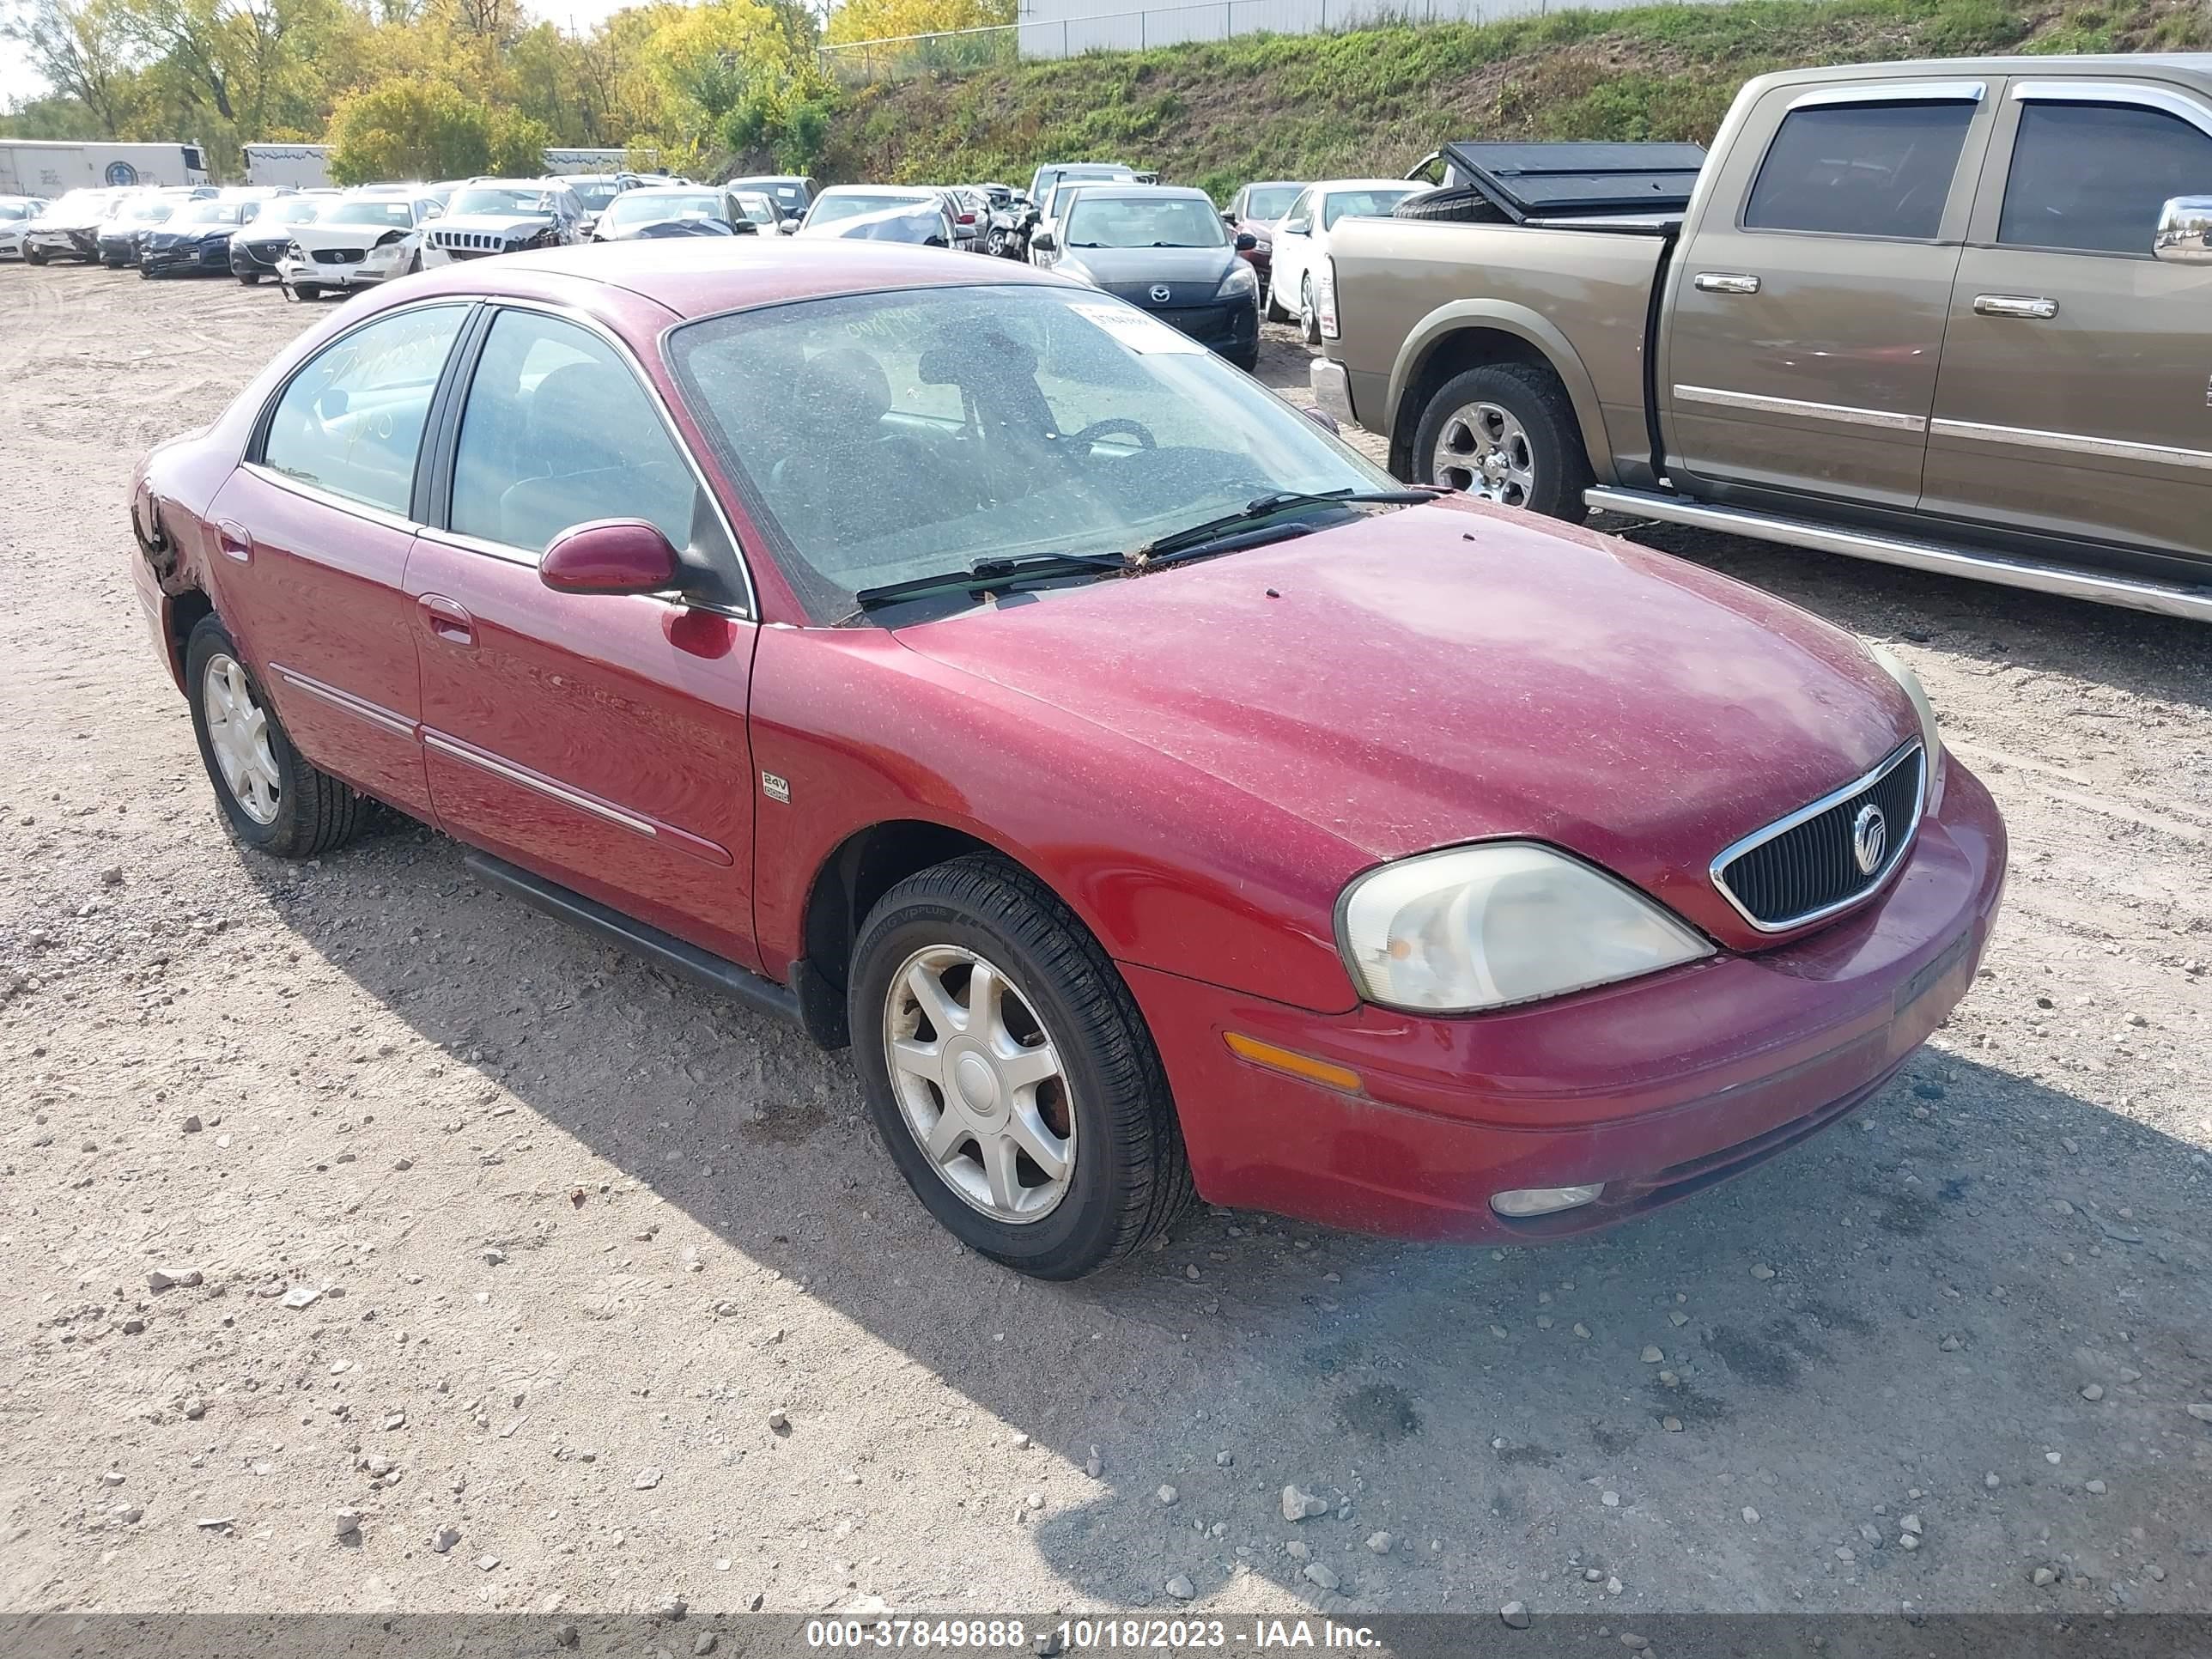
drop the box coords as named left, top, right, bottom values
left=234, top=820, right=2212, bottom=1612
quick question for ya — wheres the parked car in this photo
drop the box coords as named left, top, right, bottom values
left=97, top=185, right=213, bottom=267
left=0, top=194, right=47, bottom=259
left=592, top=185, right=759, bottom=242
left=1320, top=56, right=2212, bottom=623
left=926, top=185, right=992, bottom=252
left=726, top=173, right=816, bottom=222
left=729, top=190, right=782, bottom=232
left=1031, top=184, right=1261, bottom=368
left=21, top=186, right=128, bottom=264
left=1026, top=161, right=1146, bottom=209
left=1264, top=178, right=1425, bottom=341
left=422, top=179, right=586, bottom=264
left=1222, top=179, right=1304, bottom=302
left=276, top=190, right=445, bottom=299
left=562, top=171, right=645, bottom=239
left=1029, top=171, right=1145, bottom=264
left=128, top=239, right=2004, bottom=1276
left=141, top=191, right=281, bottom=278
left=231, top=194, right=331, bottom=284
left=798, top=187, right=955, bottom=246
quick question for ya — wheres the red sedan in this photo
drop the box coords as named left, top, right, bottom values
left=128, top=241, right=2007, bottom=1279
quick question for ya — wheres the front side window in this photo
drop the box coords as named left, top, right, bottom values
left=571, top=180, right=623, bottom=211
left=1282, top=188, right=1316, bottom=228
left=1065, top=196, right=1225, bottom=248
left=1998, top=100, right=2212, bottom=255
left=668, top=284, right=1390, bottom=620
left=1322, top=187, right=1419, bottom=228
left=450, top=309, right=699, bottom=555
left=261, top=305, right=465, bottom=514
left=1743, top=100, right=1976, bottom=239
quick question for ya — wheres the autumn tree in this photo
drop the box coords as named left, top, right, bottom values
left=325, top=76, right=489, bottom=182
left=824, top=0, right=1014, bottom=45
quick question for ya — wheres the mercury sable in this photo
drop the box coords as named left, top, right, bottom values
left=127, top=242, right=2007, bottom=1279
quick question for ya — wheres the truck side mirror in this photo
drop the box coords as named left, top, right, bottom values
left=2154, top=195, right=2212, bottom=264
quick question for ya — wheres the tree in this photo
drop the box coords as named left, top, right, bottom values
left=325, top=76, right=488, bottom=182
left=485, top=105, right=550, bottom=173
left=3, top=0, right=139, bottom=136
left=824, top=0, right=1012, bottom=46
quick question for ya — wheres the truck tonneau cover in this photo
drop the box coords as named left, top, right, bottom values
left=1441, top=141, right=1706, bottom=220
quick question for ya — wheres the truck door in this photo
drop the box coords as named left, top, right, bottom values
left=1661, top=80, right=1997, bottom=510
left=1920, top=78, right=2212, bottom=558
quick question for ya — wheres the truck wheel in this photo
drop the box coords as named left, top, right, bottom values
left=1392, top=185, right=1511, bottom=224
left=1413, top=363, right=1592, bottom=521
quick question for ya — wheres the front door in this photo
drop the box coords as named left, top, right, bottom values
left=405, top=303, right=764, bottom=970
left=207, top=301, right=473, bottom=817
left=1920, top=79, right=2212, bottom=557
left=1662, top=80, right=1996, bottom=509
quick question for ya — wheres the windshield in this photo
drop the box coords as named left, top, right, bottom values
left=732, top=193, right=776, bottom=224
left=181, top=200, right=252, bottom=226
left=570, top=180, right=623, bottom=210
left=126, top=198, right=177, bottom=223
left=667, top=284, right=1389, bottom=621
left=450, top=187, right=556, bottom=216
left=1065, top=195, right=1225, bottom=248
left=273, top=197, right=325, bottom=225
left=44, top=190, right=108, bottom=219
left=605, top=191, right=720, bottom=227
left=807, top=191, right=927, bottom=226
left=1244, top=185, right=1302, bottom=221
left=326, top=199, right=416, bottom=227
left=0, top=202, right=27, bottom=221
left=1322, top=186, right=1419, bottom=228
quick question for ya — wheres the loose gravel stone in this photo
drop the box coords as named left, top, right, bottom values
left=2082, top=1383, right=2106, bottom=1401
left=335, top=1509, right=361, bottom=1539
left=635, top=1468, right=663, bottom=1490
left=1365, top=1531, right=1393, bottom=1554
left=431, top=1526, right=459, bottom=1553
left=1641, top=1346, right=1664, bottom=1364
left=1304, top=1561, right=1340, bottom=1591
left=1282, top=1484, right=1326, bottom=1522
left=1164, top=1575, right=1194, bottom=1601
left=1157, top=1485, right=1178, bottom=1505
left=1500, top=1602, right=1531, bottom=1630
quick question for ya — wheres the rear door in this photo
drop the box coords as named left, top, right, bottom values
left=1920, top=78, right=2212, bottom=557
left=1662, top=79, right=1997, bottom=509
left=208, top=300, right=473, bottom=817
left=405, top=301, right=765, bottom=969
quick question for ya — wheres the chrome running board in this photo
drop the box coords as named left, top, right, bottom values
left=1585, top=486, right=2212, bottom=623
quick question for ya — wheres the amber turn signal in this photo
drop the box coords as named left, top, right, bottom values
left=1222, top=1031, right=1363, bottom=1095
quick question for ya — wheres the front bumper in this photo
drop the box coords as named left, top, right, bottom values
left=96, top=233, right=139, bottom=265
left=143, top=240, right=232, bottom=275
left=1147, top=295, right=1259, bottom=354
left=1310, top=356, right=1358, bottom=430
left=277, top=247, right=408, bottom=289
left=27, top=228, right=95, bottom=261
left=231, top=238, right=288, bottom=276
left=1126, top=760, right=2008, bottom=1243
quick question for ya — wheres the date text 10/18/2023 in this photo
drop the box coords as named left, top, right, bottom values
left=804, top=1617, right=1384, bottom=1651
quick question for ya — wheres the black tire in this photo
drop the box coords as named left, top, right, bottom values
left=185, top=615, right=368, bottom=859
left=1410, top=362, right=1594, bottom=522
left=1224, top=342, right=1260, bottom=373
left=1392, top=185, right=1510, bottom=224
left=237, top=272, right=261, bottom=285
left=292, top=281, right=321, bottom=301
left=848, top=854, right=1196, bottom=1279
left=103, top=256, right=125, bottom=269
left=137, top=264, right=155, bottom=280
left=25, top=246, right=46, bottom=265
left=1298, top=275, right=1320, bottom=345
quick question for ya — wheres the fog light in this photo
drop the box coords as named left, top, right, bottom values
left=1490, top=1183, right=1605, bottom=1218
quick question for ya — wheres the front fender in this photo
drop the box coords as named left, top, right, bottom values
left=1389, top=300, right=1617, bottom=485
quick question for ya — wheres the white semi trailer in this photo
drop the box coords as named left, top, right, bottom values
left=0, top=140, right=211, bottom=195
left=243, top=143, right=334, bottom=189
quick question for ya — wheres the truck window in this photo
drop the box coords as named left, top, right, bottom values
left=1997, top=100, right=2212, bottom=256
left=1742, top=100, right=1976, bottom=240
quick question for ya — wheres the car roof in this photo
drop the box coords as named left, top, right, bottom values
left=422, top=237, right=1063, bottom=319
left=1067, top=183, right=1206, bottom=203
left=816, top=184, right=936, bottom=197
left=1310, top=178, right=1423, bottom=193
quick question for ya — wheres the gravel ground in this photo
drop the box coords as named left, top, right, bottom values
left=3, top=264, right=2209, bottom=1620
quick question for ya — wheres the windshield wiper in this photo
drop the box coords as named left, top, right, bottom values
left=852, top=551, right=1129, bottom=611
left=1134, top=487, right=1444, bottom=565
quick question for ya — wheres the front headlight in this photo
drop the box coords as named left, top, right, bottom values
left=1218, top=262, right=1257, bottom=300
left=1338, top=842, right=1712, bottom=1013
left=1866, top=641, right=1945, bottom=793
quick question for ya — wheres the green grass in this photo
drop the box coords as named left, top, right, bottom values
left=816, top=0, right=2209, bottom=191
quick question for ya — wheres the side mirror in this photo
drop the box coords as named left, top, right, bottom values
left=1300, top=404, right=1340, bottom=436
left=1281, top=218, right=1310, bottom=236
left=1030, top=230, right=1056, bottom=253
left=540, top=519, right=679, bottom=595
left=775, top=218, right=797, bottom=234
left=1234, top=231, right=1257, bottom=251
left=2154, top=195, right=2212, bottom=264
left=1221, top=210, right=1236, bottom=225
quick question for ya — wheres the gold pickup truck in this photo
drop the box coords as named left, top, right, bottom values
left=1314, top=55, right=2212, bottom=622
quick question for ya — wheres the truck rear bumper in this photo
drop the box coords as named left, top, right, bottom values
left=1310, top=356, right=1357, bottom=430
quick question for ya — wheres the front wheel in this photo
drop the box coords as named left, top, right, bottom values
left=291, top=281, right=321, bottom=301
left=185, top=616, right=368, bottom=859
left=237, top=272, right=261, bottom=285
left=1410, top=362, right=1593, bottom=521
left=1297, top=275, right=1321, bottom=345
left=848, top=855, right=1194, bottom=1279
left=25, top=246, right=46, bottom=266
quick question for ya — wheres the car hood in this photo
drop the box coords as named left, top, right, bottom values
left=297, top=224, right=413, bottom=252
left=147, top=226, right=234, bottom=246
left=432, top=212, right=551, bottom=238
left=891, top=498, right=1918, bottom=946
left=1058, top=244, right=1239, bottom=292
left=33, top=211, right=106, bottom=231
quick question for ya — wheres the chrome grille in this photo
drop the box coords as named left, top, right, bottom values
left=1712, top=744, right=1925, bottom=932
left=311, top=247, right=366, bottom=264
left=432, top=229, right=511, bottom=252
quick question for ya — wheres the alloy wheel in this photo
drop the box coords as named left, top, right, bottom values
left=1432, top=400, right=1537, bottom=507
left=202, top=652, right=281, bottom=825
left=881, top=944, right=1076, bottom=1224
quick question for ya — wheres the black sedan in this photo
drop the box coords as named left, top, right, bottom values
left=142, top=198, right=264, bottom=278
left=230, top=196, right=330, bottom=283
left=1028, top=185, right=1261, bottom=370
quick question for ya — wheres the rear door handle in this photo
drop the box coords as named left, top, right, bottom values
left=1694, top=272, right=1761, bottom=295
left=1973, top=293, right=2058, bottom=319
left=417, top=593, right=476, bottom=647
left=216, top=520, right=253, bottom=563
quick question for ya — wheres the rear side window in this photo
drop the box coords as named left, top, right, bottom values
left=1743, top=100, right=1976, bottom=239
left=449, top=309, right=698, bottom=554
left=261, top=305, right=464, bottom=515
left=1998, top=100, right=2212, bottom=255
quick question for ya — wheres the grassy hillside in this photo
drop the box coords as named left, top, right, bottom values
left=817, top=0, right=2209, bottom=195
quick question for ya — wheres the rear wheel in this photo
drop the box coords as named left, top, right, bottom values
left=849, top=855, right=1194, bottom=1279
left=1411, top=362, right=1592, bottom=521
left=1298, top=275, right=1321, bottom=345
left=185, top=616, right=368, bottom=859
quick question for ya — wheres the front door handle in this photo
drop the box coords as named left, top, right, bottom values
left=1694, top=271, right=1761, bottom=295
left=416, top=593, right=476, bottom=647
left=215, top=520, right=253, bottom=563
left=1973, top=293, right=2058, bottom=319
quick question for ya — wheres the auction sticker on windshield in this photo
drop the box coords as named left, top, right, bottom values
left=1067, top=301, right=1202, bottom=353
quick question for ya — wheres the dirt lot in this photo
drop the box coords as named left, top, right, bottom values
left=3, top=262, right=2210, bottom=1621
